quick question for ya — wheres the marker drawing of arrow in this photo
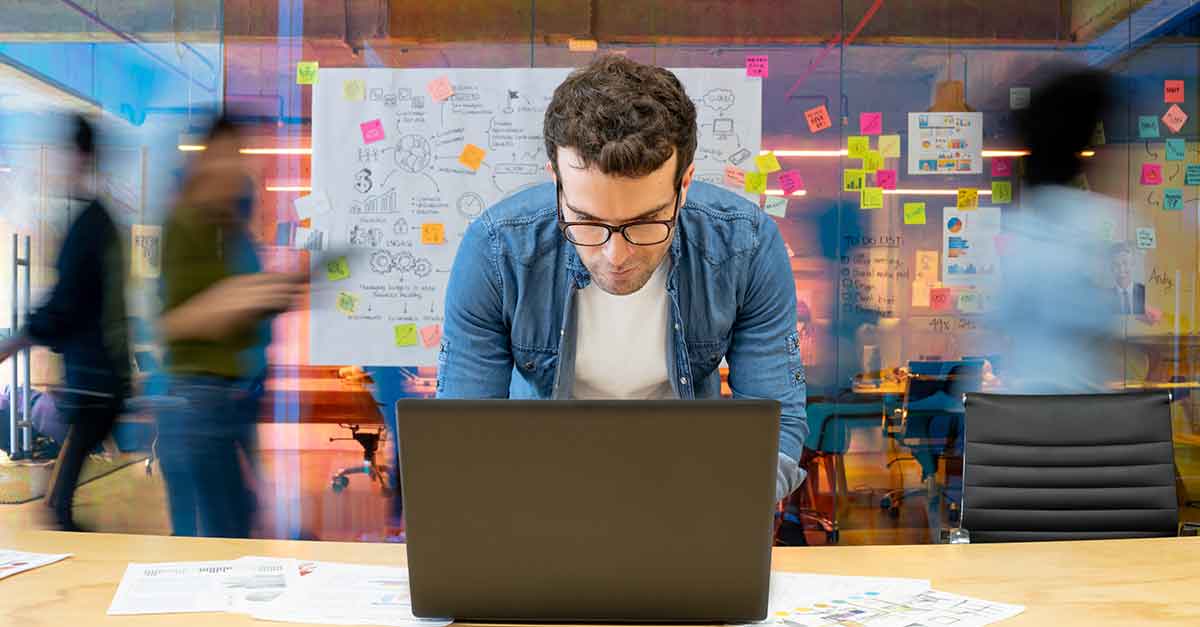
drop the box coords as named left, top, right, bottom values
left=1146, top=142, right=1159, bottom=159
left=1147, top=190, right=1161, bottom=207
left=1170, top=164, right=1182, bottom=183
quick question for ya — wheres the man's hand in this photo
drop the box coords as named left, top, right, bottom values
left=161, top=273, right=306, bottom=342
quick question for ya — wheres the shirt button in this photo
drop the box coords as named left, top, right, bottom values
left=524, top=361, right=535, bottom=370
left=680, top=377, right=688, bottom=385
left=674, top=323, right=680, bottom=330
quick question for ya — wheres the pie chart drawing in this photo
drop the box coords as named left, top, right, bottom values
left=947, top=217, right=963, bottom=233
left=394, top=134, right=433, bottom=173
left=457, top=192, right=486, bottom=220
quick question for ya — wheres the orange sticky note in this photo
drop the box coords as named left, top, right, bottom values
left=1163, top=104, right=1189, bottom=134
left=420, top=324, right=442, bottom=348
left=421, top=223, right=445, bottom=244
left=805, top=105, right=832, bottom=133
left=426, top=76, right=454, bottom=102
left=724, top=165, right=746, bottom=189
left=930, top=287, right=953, bottom=311
left=459, top=143, right=486, bottom=171
left=1165, top=80, right=1185, bottom=104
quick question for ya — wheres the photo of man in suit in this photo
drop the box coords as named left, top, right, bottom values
left=1110, top=242, right=1145, bottom=315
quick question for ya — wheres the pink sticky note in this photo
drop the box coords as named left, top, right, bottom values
left=778, top=170, right=804, bottom=195
left=420, top=324, right=442, bottom=349
left=860, top=112, right=883, bottom=135
left=1163, top=104, right=1189, bottom=134
left=875, top=169, right=897, bottom=190
left=1141, top=163, right=1163, bottom=185
left=745, top=55, right=769, bottom=78
left=1165, top=80, right=1185, bottom=104
left=724, top=165, right=746, bottom=189
left=991, top=157, right=1013, bottom=178
left=359, top=119, right=385, bottom=144
left=930, top=287, right=953, bottom=312
left=426, top=75, right=454, bottom=102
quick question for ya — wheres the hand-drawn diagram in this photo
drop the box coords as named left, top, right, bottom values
left=310, top=68, right=760, bottom=366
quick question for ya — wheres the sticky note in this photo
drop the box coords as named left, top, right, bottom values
left=343, top=79, right=366, bottom=101
left=875, top=169, right=896, bottom=190
left=1167, top=139, right=1187, bottom=161
left=857, top=113, right=882, bottom=136
left=724, top=165, right=746, bottom=189
left=1165, top=80, right=1185, bottom=104
left=426, top=76, right=454, bottom=102
left=421, top=223, right=446, bottom=244
left=567, top=38, right=598, bottom=52
left=744, top=171, right=767, bottom=194
left=1091, top=122, right=1106, bottom=146
left=804, top=105, right=832, bottom=133
left=930, top=287, right=953, bottom=311
left=912, top=282, right=931, bottom=307
left=1186, top=164, right=1200, bottom=185
left=1141, top=163, right=1163, bottom=186
left=957, top=291, right=981, bottom=313
left=293, top=192, right=332, bottom=220
left=295, top=61, right=318, bottom=85
left=325, top=256, right=350, bottom=281
left=763, top=196, right=788, bottom=217
left=862, top=150, right=883, bottom=173
left=336, top=292, right=358, bottom=315
left=420, top=324, right=442, bottom=349
left=956, top=188, right=978, bottom=209
left=360, top=119, right=385, bottom=145
left=755, top=152, right=782, bottom=174
left=1139, top=116, right=1161, bottom=139
left=745, top=55, right=769, bottom=78
left=903, top=202, right=926, bottom=225
left=991, top=181, right=1012, bottom=204
left=991, top=157, right=1013, bottom=178
left=778, top=170, right=804, bottom=195
left=394, top=324, right=418, bottom=348
left=1164, top=104, right=1189, bottom=134
left=459, top=143, right=486, bottom=171
left=860, top=187, right=883, bottom=210
left=847, top=136, right=869, bottom=159
left=1164, top=188, right=1184, bottom=210
left=879, top=135, right=901, bottom=158
left=1136, top=227, right=1157, bottom=249
left=843, top=169, right=866, bottom=192
left=1010, top=87, right=1031, bottom=110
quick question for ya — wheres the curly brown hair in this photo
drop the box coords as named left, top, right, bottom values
left=544, top=55, right=697, bottom=184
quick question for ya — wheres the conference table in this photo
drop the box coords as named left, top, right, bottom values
left=0, top=530, right=1197, bottom=626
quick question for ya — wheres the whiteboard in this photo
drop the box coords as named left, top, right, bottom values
left=309, top=67, right=762, bottom=366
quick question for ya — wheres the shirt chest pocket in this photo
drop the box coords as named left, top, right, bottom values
left=511, top=346, right=559, bottom=391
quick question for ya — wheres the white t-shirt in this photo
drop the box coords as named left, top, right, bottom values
left=572, top=260, right=675, bottom=400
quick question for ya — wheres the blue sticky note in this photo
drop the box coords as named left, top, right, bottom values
left=1139, top=116, right=1160, bottom=139
left=1164, top=188, right=1184, bottom=210
left=1188, top=164, right=1200, bottom=186
left=1167, top=139, right=1187, bottom=161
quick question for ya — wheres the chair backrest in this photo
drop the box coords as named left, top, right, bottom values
left=903, top=360, right=984, bottom=410
left=962, top=392, right=1178, bottom=542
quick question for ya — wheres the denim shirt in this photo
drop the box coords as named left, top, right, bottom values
left=437, top=181, right=809, bottom=496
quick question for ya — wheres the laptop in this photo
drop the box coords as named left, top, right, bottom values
left=395, top=399, right=780, bottom=623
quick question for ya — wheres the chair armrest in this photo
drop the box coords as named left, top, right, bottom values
left=1181, top=522, right=1200, bottom=537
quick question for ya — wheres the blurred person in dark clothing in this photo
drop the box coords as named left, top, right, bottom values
left=0, top=114, right=129, bottom=531
left=156, top=117, right=304, bottom=538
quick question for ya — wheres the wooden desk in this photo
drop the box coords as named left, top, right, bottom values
left=0, top=530, right=1197, bottom=625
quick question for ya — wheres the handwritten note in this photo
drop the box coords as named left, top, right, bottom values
left=1141, top=163, right=1163, bottom=186
left=1164, top=104, right=1189, bottom=134
left=1139, top=116, right=1161, bottom=139
left=990, top=157, right=1013, bottom=178
left=903, top=202, right=926, bottom=225
left=991, top=180, right=1012, bottom=204
left=1136, top=227, right=1157, bottom=249
left=426, top=76, right=454, bottom=102
left=862, top=150, right=883, bottom=173
left=325, top=256, right=350, bottom=281
left=847, top=136, right=869, bottom=159
left=875, top=169, right=896, bottom=190
left=778, top=170, right=804, bottom=195
left=745, top=55, right=769, bottom=78
left=860, top=112, right=883, bottom=135
left=359, top=119, right=385, bottom=144
left=755, top=151, right=782, bottom=174
left=843, top=169, right=866, bottom=192
left=421, top=223, right=446, bottom=244
left=343, top=79, right=365, bottom=101
left=394, top=323, right=418, bottom=348
left=724, top=165, right=746, bottom=189
left=1167, top=138, right=1187, bottom=161
left=956, top=188, right=978, bottom=209
left=744, top=171, right=767, bottom=194
left=458, top=143, right=486, bottom=171
left=957, top=290, right=983, bottom=313
left=567, top=38, right=598, bottom=52
left=420, top=324, right=443, bottom=349
left=336, top=292, right=359, bottom=315
left=930, top=287, right=953, bottom=311
left=860, top=187, right=884, bottom=209
left=1010, top=87, right=1031, bottom=110
left=879, top=135, right=901, bottom=158
left=1165, top=80, right=1185, bottom=104
left=296, top=61, right=318, bottom=85
left=1164, top=188, right=1184, bottom=210
left=1187, top=164, right=1200, bottom=185
left=763, top=196, right=788, bottom=217
left=805, top=105, right=832, bottom=133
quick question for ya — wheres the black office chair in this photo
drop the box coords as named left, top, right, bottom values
left=959, top=392, right=1183, bottom=542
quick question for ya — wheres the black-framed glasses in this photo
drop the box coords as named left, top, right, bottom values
left=556, top=179, right=681, bottom=247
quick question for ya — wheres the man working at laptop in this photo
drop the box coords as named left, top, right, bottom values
left=437, top=55, right=808, bottom=502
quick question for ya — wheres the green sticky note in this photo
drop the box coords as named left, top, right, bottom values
left=754, top=152, right=782, bottom=174
left=903, top=202, right=926, bottom=225
left=336, top=292, right=358, bottom=315
left=847, top=136, right=869, bottom=159
left=296, top=61, right=319, bottom=85
left=991, top=180, right=1012, bottom=204
left=744, top=171, right=767, bottom=194
left=325, top=256, right=350, bottom=281
left=763, top=196, right=788, bottom=217
left=1164, top=188, right=1184, bottom=210
left=860, top=187, right=883, bottom=209
left=862, top=150, right=883, bottom=173
left=843, top=169, right=866, bottom=191
left=394, top=323, right=418, bottom=347
left=1139, top=116, right=1160, bottom=139
left=1167, top=138, right=1187, bottom=161
left=879, top=134, right=901, bottom=158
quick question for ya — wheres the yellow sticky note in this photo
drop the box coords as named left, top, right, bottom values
left=879, top=135, right=901, bottom=158
left=459, top=143, right=486, bottom=171
left=421, top=223, right=446, bottom=244
left=903, top=202, right=926, bottom=225
left=847, top=136, right=869, bottom=159
left=343, top=79, right=365, bottom=101
left=296, top=61, right=318, bottom=85
left=744, top=171, right=767, bottom=194
left=336, top=292, right=358, bottom=315
left=843, top=169, right=866, bottom=192
left=991, top=181, right=1012, bottom=204
left=754, top=152, right=782, bottom=174
left=393, top=323, right=418, bottom=347
left=860, top=187, right=884, bottom=209
left=862, top=150, right=883, bottom=173
left=957, top=188, right=979, bottom=209
left=325, top=256, right=350, bottom=281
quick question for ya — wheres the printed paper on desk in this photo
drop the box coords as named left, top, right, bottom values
left=108, top=561, right=241, bottom=615
left=860, top=112, right=883, bottom=135
left=1163, top=104, right=1189, bottom=134
left=804, top=105, right=832, bottom=133
left=745, top=55, right=769, bottom=78
left=878, top=134, right=901, bottom=158
left=0, top=550, right=71, bottom=581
